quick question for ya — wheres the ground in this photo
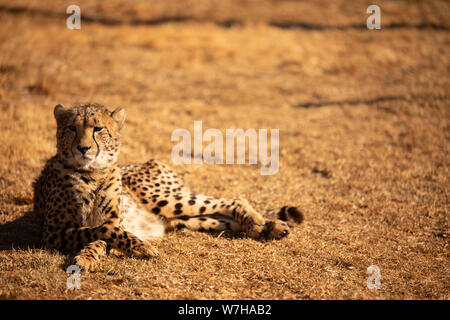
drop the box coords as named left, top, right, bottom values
left=0, top=0, right=448, bottom=299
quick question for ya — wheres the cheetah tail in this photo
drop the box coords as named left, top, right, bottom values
left=277, top=206, right=305, bottom=224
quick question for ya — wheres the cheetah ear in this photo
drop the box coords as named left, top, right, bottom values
left=111, top=107, right=126, bottom=129
left=54, top=104, right=67, bottom=123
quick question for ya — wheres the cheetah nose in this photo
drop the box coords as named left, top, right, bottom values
left=77, top=145, right=91, bottom=155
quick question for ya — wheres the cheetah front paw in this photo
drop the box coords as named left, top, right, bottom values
left=74, top=254, right=98, bottom=272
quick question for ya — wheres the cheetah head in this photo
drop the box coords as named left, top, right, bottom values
left=53, top=103, right=125, bottom=170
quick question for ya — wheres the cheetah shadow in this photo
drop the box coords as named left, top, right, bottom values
left=0, top=211, right=79, bottom=271
left=0, top=210, right=43, bottom=250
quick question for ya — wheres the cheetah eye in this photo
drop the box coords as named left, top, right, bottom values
left=93, top=126, right=104, bottom=132
left=67, top=126, right=76, bottom=132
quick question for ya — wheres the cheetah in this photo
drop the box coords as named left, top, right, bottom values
left=33, top=103, right=304, bottom=272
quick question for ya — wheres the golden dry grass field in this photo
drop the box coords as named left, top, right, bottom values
left=0, top=0, right=448, bottom=300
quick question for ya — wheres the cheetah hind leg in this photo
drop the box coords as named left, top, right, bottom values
left=165, top=205, right=304, bottom=241
left=189, top=197, right=303, bottom=240
left=166, top=214, right=295, bottom=240
left=203, top=199, right=305, bottom=240
left=163, top=195, right=304, bottom=240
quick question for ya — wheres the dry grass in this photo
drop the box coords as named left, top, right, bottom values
left=0, top=1, right=448, bottom=300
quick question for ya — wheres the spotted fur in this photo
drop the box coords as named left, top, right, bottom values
left=33, top=103, right=304, bottom=272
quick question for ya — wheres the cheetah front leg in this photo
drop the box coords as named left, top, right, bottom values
left=44, top=224, right=159, bottom=272
left=72, top=230, right=159, bottom=272
left=58, top=224, right=159, bottom=268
